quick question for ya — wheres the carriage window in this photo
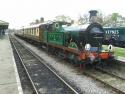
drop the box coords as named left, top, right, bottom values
left=27, top=29, right=29, bottom=34
left=30, top=29, right=31, bottom=34
left=34, top=28, right=35, bottom=35
left=35, top=28, right=37, bottom=35
left=36, top=28, right=39, bottom=36
left=28, top=29, right=29, bottom=34
left=32, top=29, right=34, bottom=35
left=31, top=29, right=32, bottom=35
left=26, top=29, right=27, bottom=34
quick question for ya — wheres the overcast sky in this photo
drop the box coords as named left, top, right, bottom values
left=0, top=0, right=125, bottom=28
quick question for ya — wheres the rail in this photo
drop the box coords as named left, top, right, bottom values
left=9, top=35, right=79, bottom=94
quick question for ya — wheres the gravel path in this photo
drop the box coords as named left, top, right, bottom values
left=15, top=36, right=117, bottom=94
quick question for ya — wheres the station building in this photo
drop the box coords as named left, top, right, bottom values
left=0, top=20, right=9, bottom=35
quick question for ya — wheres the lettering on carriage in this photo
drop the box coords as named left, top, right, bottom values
left=105, top=30, right=119, bottom=34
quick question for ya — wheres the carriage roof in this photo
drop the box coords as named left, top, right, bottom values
left=22, top=21, right=54, bottom=29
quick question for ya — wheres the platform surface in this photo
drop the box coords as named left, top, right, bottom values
left=117, top=56, right=125, bottom=62
left=0, top=35, right=23, bottom=94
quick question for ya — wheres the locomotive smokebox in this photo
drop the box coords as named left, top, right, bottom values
left=89, top=10, right=98, bottom=22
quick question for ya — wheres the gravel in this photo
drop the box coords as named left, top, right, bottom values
left=15, top=36, right=117, bottom=94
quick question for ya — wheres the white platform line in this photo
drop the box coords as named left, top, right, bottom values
left=8, top=34, right=23, bottom=94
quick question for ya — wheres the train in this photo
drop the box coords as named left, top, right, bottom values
left=15, top=21, right=114, bottom=67
left=103, top=27, right=125, bottom=47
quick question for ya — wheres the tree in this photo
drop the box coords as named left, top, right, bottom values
left=55, top=15, right=72, bottom=23
left=111, top=13, right=118, bottom=21
left=110, top=13, right=119, bottom=26
left=78, top=14, right=88, bottom=25
left=30, top=19, right=39, bottom=25
left=102, top=13, right=125, bottom=27
left=102, top=15, right=111, bottom=26
left=90, top=16, right=103, bottom=24
left=77, top=13, right=103, bottom=25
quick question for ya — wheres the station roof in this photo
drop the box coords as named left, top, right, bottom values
left=0, top=20, right=9, bottom=25
left=0, top=20, right=9, bottom=29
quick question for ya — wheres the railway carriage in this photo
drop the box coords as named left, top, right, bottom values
left=22, top=24, right=43, bottom=42
left=15, top=21, right=114, bottom=66
left=103, top=27, right=125, bottom=47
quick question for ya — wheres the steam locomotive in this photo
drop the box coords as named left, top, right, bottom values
left=15, top=21, right=114, bottom=67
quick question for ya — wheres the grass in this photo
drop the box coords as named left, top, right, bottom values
left=102, top=45, right=125, bottom=57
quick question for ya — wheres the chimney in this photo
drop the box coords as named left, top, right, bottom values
left=89, top=10, right=98, bottom=21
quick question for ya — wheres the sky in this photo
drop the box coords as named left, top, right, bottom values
left=0, top=0, right=125, bottom=29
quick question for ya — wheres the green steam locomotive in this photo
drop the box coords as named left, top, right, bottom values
left=15, top=21, right=114, bottom=66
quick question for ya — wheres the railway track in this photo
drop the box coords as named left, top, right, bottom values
left=9, top=35, right=79, bottom=94
left=97, top=60, right=125, bottom=80
left=84, top=67, right=125, bottom=94
left=12, top=43, right=34, bottom=94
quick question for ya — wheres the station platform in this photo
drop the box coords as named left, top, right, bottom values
left=117, top=56, right=125, bottom=62
left=0, top=34, right=23, bottom=94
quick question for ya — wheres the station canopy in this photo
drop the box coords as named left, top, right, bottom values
left=0, top=20, right=9, bottom=29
